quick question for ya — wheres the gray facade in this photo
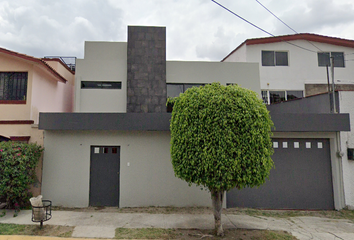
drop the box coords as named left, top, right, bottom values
left=39, top=112, right=350, bottom=132
left=267, top=92, right=340, bottom=114
left=127, top=26, right=167, bottom=113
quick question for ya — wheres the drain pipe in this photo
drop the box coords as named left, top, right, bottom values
left=330, top=56, right=346, bottom=209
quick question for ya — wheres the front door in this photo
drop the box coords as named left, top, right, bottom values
left=89, top=146, right=120, bottom=207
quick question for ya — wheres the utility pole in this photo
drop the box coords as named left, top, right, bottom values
left=330, top=56, right=337, bottom=113
left=326, top=65, right=332, bottom=112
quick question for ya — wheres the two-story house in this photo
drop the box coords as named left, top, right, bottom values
left=38, top=27, right=349, bottom=210
left=222, top=33, right=354, bottom=210
left=222, top=33, right=354, bottom=104
left=0, top=47, right=75, bottom=195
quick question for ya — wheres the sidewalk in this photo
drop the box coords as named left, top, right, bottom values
left=1, top=209, right=354, bottom=239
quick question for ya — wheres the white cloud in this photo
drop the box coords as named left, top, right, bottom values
left=0, top=0, right=354, bottom=61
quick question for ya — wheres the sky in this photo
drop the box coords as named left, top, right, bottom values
left=1, top=0, right=354, bottom=61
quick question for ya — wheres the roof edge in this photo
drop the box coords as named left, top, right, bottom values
left=42, top=58, right=75, bottom=75
left=0, top=47, right=68, bottom=83
left=221, top=40, right=247, bottom=62
left=222, top=33, right=354, bottom=62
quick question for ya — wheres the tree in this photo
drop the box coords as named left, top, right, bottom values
left=169, top=83, right=274, bottom=236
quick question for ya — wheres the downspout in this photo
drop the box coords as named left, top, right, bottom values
left=331, top=56, right=346, bottom=209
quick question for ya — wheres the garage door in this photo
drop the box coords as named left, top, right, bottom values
left=89, top=146, right=120, bottom=207
left=227, top=138, right=334, bottom=210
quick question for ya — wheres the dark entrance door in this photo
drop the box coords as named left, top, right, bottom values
left=227, top=138, right=334, bottom=210
left=89, top=146, right=120, bottom=207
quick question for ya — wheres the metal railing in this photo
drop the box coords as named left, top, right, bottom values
left=44, top=56, right=77, bottom=72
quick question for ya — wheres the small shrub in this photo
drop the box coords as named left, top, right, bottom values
left=0, top=141, right=43, bottom=208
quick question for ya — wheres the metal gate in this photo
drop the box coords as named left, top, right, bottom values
left=89, top=146, right=120, bottom=207
left=227, top=138, right=334, bottom=210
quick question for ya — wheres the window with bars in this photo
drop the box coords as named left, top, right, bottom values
left=0, top=72, right=28, bottom=101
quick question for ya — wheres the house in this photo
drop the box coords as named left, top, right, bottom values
left=222, top=33, right=354, bottom=104
left=222, top=34, right=354, bottom=210
left=0, top=47, right=75, bottom=195
left=39, top=26, right=349, bottom=210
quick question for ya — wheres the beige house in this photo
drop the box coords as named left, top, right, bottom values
left=0, top=47, right=75, bottom=195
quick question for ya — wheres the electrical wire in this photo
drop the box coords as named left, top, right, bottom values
left=255, top=0, right=297, bottom=34
left=211, top=0, right=318, bottom=53
left=254, top=0, right=324, bottom=52
left=211, top=0, right=274, bottom=37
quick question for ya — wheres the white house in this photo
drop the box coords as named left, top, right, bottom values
left=223, top=33, right=354, bottom=210
left=39, top=27, right=349, bottom=210
left=222, top=33, right=354, bottom=104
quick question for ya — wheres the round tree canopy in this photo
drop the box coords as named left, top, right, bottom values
left=170, top=83, right=274, bottom=192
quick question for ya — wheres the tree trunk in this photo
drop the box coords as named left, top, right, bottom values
left=211, top=189, right=224, bottom=236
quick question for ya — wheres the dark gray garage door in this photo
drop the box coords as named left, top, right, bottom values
left=89, top=146, right=120, bottom=207
left=227, top=138, right=334, bottom=210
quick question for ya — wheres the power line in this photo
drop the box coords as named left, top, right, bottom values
left=255, top=0, right=297, bottom=34
left=211, top=0, right=274, bottom=37
left=254, top=0, right=323, bottom=52
left=211, top=0, right=318, bottom=54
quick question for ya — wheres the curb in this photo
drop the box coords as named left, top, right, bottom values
left=0, top=236, right=114, bottom=240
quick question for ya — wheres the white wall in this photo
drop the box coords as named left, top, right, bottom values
left=41, top=130, right=212, bottom=208
left=167, top=61, right=261, bottom=95
left=224, top=40, right=354, bottom=92
left=75, top=42, right=127, bottom=113
left=339, top=91, right=354, bottom=209
left=223, top=44, right=247, bottom=62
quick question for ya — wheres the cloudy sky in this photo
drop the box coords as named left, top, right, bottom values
left=1, top=0, right=354, bottom=61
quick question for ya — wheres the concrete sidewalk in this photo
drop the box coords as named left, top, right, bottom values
left=1, top=209, right=354, bottom=239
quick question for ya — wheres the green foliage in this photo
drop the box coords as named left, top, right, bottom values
left=170, top=83, right=274, bottom=192
left=0, top=141, right=43, bottom=208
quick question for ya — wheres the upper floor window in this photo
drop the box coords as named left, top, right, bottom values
left=167, top=83, right=204, bottom=98
left=317, top=52, right=344, bottom=67
left=262, top=51, right=288, bottom=66
left=0, top=72, right=28, bottom=102
left=81, top=81, right=122, bottom=89
left=262, top=90, right=303, bottom=105
left=167, top=83, right=205, bottom=112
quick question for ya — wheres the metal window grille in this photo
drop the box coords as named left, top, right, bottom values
left=0, top=72, right=28, bottom=100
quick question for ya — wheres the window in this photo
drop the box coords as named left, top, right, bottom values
left=0, top=72, right=28, bottom=102
left=317, top=52, right=344, bottom=67
left=287, top=91, right=303, bottom=100
left=262, top=51, right=288, bottom=66
left=261, top=90, right=303, bottom=104
left=167, top=83, right=205, bottom=112
left=167, top=83, right=204, bottom=98
left=81, top=81, right=122, bottom=89
left=270, top=91, right=285, bottom=103
left=261, top=91, right=269, bottom=104
left=348, top=148, right=354, bottom=160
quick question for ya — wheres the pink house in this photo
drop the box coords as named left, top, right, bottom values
left=0, top=47, right=75, bottom=195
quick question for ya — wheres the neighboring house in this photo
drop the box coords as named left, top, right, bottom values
left=223, top=34, right=354, bottom=210
left=39, top=26, right=349, bottom=210
left=0, top=47, right=75, bottom=195
left=222, top=33, right=354, bottom=104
